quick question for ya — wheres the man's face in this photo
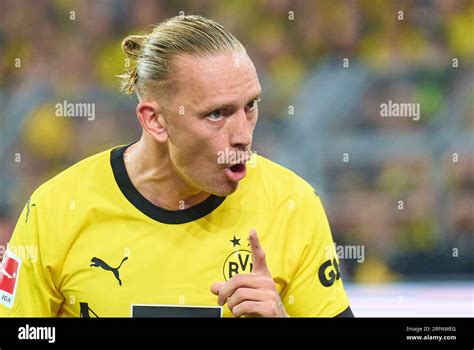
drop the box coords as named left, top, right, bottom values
left=161, top=51, right=261, bottom=197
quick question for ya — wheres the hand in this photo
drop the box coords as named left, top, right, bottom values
left=210, top=229, right=289, bottom=317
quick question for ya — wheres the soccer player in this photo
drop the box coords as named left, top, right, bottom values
left=0, top=15, right=352, bottom=317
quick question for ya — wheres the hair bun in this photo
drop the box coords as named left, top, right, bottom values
left=121, top=35, right=147, bottom=60
left=118, top=34, right=147, bottom=95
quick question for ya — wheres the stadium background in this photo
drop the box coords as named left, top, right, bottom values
left=0, top=0, right=472, bottom=316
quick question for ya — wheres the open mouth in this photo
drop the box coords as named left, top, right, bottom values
left=229, top=163, right=245, bottom=173
left=225, top=162, right=247, bottom=182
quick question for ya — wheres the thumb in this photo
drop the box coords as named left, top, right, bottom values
left=210, top=282, right=225, bottom=295
left=249, top=229, right=270, bottom=275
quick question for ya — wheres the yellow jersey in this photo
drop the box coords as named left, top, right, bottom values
left=0, top=144, right=351, bottom=317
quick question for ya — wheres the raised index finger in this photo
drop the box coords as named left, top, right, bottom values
left=249, top=229, right=270, bottom=275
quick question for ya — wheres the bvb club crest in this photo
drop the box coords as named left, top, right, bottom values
left=222, top=235, right=253, bottom=281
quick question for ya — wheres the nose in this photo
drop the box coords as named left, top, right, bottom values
left=229, top=109, right=253, bottom=150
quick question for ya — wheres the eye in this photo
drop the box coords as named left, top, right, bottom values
left=207, top=110, right=224, bottom=121
left=247, top=98, right=261, bottom=111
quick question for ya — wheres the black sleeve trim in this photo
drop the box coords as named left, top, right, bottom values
left=334, top=306, right=354, bottom=318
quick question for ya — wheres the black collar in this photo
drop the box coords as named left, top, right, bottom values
left=110, top=144, right=226, bottom=224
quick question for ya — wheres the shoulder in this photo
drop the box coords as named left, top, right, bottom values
left=9, top=147, right=119, bottom=275
left=249, top=154, right=319, bottom=205
left=30, top=146, right=116, bottom=204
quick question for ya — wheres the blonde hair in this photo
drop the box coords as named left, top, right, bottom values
left=119, top=15, right=245, bottom=98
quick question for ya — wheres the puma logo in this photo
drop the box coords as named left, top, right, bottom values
left=90, top=256, right=128, bottom=286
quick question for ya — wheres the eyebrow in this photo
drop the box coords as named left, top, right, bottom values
left=199, top=92, right=262, bottom=115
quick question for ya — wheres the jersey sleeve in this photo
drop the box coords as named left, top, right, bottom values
left=0, top=195, right=63, bottom=317
left=281, top=193, right=351, bottom=317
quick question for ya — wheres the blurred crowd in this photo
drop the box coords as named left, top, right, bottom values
left=0, top=0, right=473, bottom=282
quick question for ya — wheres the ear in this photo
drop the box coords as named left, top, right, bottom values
left=136, top=101, right=169, bottom=143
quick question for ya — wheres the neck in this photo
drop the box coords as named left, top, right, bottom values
left=123, top=135, right=210, bottom=210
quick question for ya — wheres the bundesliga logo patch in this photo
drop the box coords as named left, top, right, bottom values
left=0, top=250, right=22, bottom=308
